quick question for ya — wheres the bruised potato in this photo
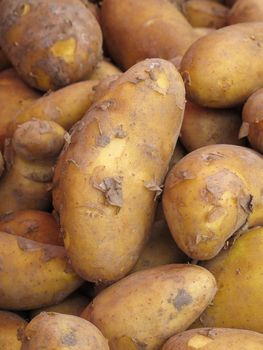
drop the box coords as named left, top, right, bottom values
left=228, top=0, right=263, bottom=24
left=0, top=311, right=27, bottom=350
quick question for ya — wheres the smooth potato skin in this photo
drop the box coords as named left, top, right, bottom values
left=0, top=232, right=83, bottom=310
left=0, top=311, right=27, bottom=350
left=162, top=328, right=263, bottom=349
left=21, top=313, right=109, bottom=350
left=53, top=59, right=185, bottom=282
left=228, top=0, right=263, bottom=24
left=82, top=265, right=217, bottom=350
left=163, top=144, right=263, bottom=260
left=181, top=22, right=263, bottom=108
left=88, top=60, right=121, bottom=81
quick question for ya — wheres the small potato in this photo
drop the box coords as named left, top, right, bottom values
left=0, top=0, right=102, bottom=91
left=0, top=311, right=27, bottom=350
left=88, top=60, right=122, bottom=81
left=228, top=0, right=263, bottom=24
left=180, top=101, right=245, bottom=151
left=21, top=313, right=109, bottom=350
left=0, top=231, right=83, bottom=310
left=193, top=27, right=216, bottom=40
left=82, top=264, right=217, bottom=350
left=182, top=0, right=229, bottom=29
left=0, top=48, right=11, bottom=71
left=162, top=328, right=263, bottom=349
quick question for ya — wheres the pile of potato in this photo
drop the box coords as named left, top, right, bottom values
left=1, top=0, right=263, bottom=349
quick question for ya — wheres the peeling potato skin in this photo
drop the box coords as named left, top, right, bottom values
left=228, top=0, right=263, bottom=24
left=162, top=328, right=263, bottom=349
left=181, top=22, right=263, bottom=108
left=81, top=264, right=217, bottom=350
left=0, top=232, right=83, bottom=310
left=21, top=312, right=109, bottom=350
left=0, top=48, right=11, bottom=71
left=180, top=101, right=245, bottom=152
left=53, top=58, right=185, bottom=283
left=0, top=311, right=27, bottom=350
left=163, top=144, right=263, bottom=260
left=101, top=0, right=196, bottom=70
left=0, top=0, right=102, bottom=91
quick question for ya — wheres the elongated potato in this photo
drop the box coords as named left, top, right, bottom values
left=101, top=0, right=196, bottom=70
left=162, top=328, right=263, bottom=349
left=53, top=58, right=185, bottom=282
left=0, top=0, right=102, bottom=91
left=163, top=144, right=263, bottom=260
left=0, top=311, right=27, bottom=350
left=82, top=264, right=217, bottom=350
left=0, top=232, right=83, bottom=310
left=228, top=0, right=263, bottom=24
left=21, top=313, right=109, bottom=350
left=181, top=22, right=263, bottom=108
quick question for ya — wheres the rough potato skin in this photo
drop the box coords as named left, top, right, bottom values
left=181, top=22, right=263, bottom=108
left=228, top=0, right=263, bottom=24
left=163, top=144, right=263, bottom=260
left=53, top=58, right=185, bottom=283
left=0, top=311, right=27, bottom=350
left=82, top=264, right=217, bottom=350
left=101, top=0, right=196, bottom=70
left=0, top=0, right=102, bottom=91
left=21, top=313, right=109, bottom=350
left=162, top=328, right=263, bottom=349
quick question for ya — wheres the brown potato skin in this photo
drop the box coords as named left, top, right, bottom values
left=180, top=101, right=245, bottom=152
left=0, top=311, right=27, bottom=350
left=181, top=22, right=263, bottom=108
left=0, top=210, right=63, bottom=246
left=101, top=0, right=196, bottom=70
left=0, top=0, right=102, bottom=91
left=228, top=0, right=263, bottom=24
left=21, top=312, right=109, bottom=350
left=163, top=144, right=263, bottom=260
left=0, top=48, right=11, bottom=71
left=82, top=264, right=217, bottom=350
left=53, top=59, right=185, bottom=283
left=162, top=328, right=263, bottom=349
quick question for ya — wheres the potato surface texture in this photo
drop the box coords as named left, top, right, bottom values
left=181, top=22, right=263, bottom=108
left=0, top=0, right=102, bottom=91
left=53, top=58, right=185, bottom=282
left=0, top=48, right=10, bottom=71
left=163, top=144, right=263, bottom=260
left=82, top=264, right=217, bottom=350
left=0, top=311, right=27, bottom=350
left=228, top=0, right=263, bottom=24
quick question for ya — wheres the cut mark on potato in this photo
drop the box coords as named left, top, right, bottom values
left=50, top=38, right=76, bottom=64
left=188, top=334, right=213, bottom=348
left=168, top=288, right=193, bottom=311
left=93, top=177, right=123, bottom=207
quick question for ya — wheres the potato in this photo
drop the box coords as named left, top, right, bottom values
left=82, top=264, right=217, bottom=350
left=93, top=74, right=122, bottom=101
left=101, top=0, right=196, bottom=70
left=21, top=313, right=109, bottom=350
left=169, top=142, right=187, bottom=169
left=88, top=60, right=122, bottom=81
left=0, top=210, right=63, bottom=246
left=53, top=58, right=185, bottom=282
left=0, top=311, right=27, bottom=350
left=228, top=0, right=263, bottom=24
left=0, top=48, right=11, bottom=71
left=181, top=22, right=263, bottom=108
left=0, top=0, right=102, bottom=91
left=0, top=231, right=83, bottom=310
left=163, top=144, right=263, bottom=260
left=0, top=151, right=3, bottom=177
left=180, top=101, right=245, bottom=152
left=162, top=328, right=263, bottom=349
left=182, top=0, right=229, bottom=29
left=193, top=27, right=216, bottom=40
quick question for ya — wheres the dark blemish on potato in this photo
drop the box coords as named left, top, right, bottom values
left=201, top=152, right=225, bottom=163
left=93, top=176, right=123, bottom=207
left=96, top=134, right=111, bottom=147
left=169, top=289, right=193, bottom=311
left=181, top=71, right=191, bottom=86
left=61, top=330, right=77, bottom=346
left=0, top=212, right=15, bottom=223
left=96, top=100, right=115, bottom=111
left=144, top=181, right=163, bottom=200
left=114, top=125, right=127, bottom=139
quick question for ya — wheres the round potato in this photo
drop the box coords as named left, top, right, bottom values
left=0, top=311, right=27, bottom=350
left=228, top=0, right=263, bottom=24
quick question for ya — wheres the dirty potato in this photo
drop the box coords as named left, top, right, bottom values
left=0, top=311, right=27, bottom=350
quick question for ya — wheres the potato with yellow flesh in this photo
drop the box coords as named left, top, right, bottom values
left=0, top=232, right=83, bottom=310
left=88, top=60, right=122, bottom=81
left=0, top=210, right=63, bottom=246
left=0, top=49, right=11, bottom=71
left=53, top=58, right=185, bottom=282
left=228, top=0, right=263, bottom=24
left=180, top=101, right=245, bottom=152
left=82, top=264, right=217, bottom=350
left=182, top=0, right=229, bottom=29
left=101, top=0, right=196, bottom=70
left=0, top=311, right=27, bottom=350
left=163, top=144, right=263, bottom=260
left=21, top=312, right=109, bottom=350
left=181, top=22, right=263, bottom=108
left=162, top=328, right=263, bottom=349
left=0, top=0, right=102, bottom=91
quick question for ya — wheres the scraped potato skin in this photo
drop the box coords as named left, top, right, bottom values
left=0, top=232, right=83, bottom=310
left=162, top=328, right=263, bottom=349
left=228, top=0, right=263, bottom=24
left=82, top=264, right=217, bottom=350
left=21, top=312, right=109, bottom=350
left=53, top=58, right=185, bottom=282
left=0, top=0, right=102, bottom=91
left=180, top=101, right=245, bottom=151
left=0, top=49, right=11, bottom=71
left=0, top=311, right=27, bottom=350
left=101, top=0, right=196, bottom=70
left=181, top=22, right=263, bottom=108
left=163, top=144, right=263, bottom=260
left=0, top=210, right=63, bottom=246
